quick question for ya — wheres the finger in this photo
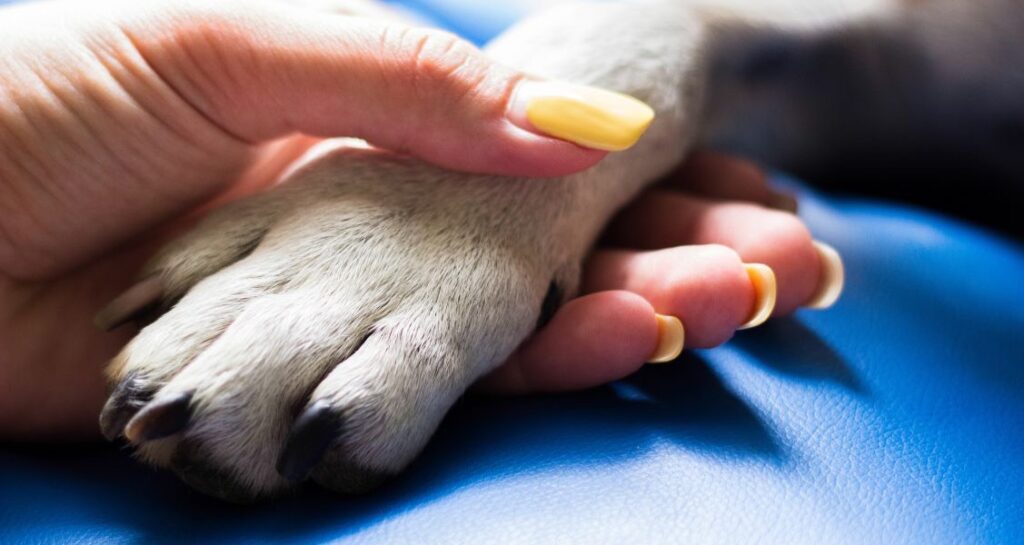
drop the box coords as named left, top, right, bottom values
left=127, top=2, right=656, bottom=176
left=208, top=134, right=324, bottom=208
left=661, top=150, right=797, bottom=212
left=582, top=245, right=773, bottom=348
left=478, top=291, right=680, bottom=395
left=604, top=191, right=841, bottom=313
left=277, top=0, right=408, bottom=20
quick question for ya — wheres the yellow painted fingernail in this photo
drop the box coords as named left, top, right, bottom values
left=514, top=81, right=655, bottom=151
left=805, top=240, right=845, bottom=309
left=647, top=314, right=685, bottom=364
left=738, top=263, right=777, bottom=330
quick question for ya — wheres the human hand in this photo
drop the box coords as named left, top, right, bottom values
left=482, top=150, right=843, bottom=393
left=0, top=0, right=841, bottom=439
left=0, top=0, right=646, bottom=438
left=1, top=0, right=647, bottom=281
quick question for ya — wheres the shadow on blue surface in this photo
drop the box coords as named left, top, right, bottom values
left=3, top=181, right=1023, bottom=545
left=732, top=318, right=863, bottom=394
left=4, top=342, right=829, bottom=543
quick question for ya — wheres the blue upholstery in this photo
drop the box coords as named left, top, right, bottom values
left=2, top=1, right=1023, bottom=543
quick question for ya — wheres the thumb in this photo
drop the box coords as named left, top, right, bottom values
left=127, top=0, right=655, bottom=177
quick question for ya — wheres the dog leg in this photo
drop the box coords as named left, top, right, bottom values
left=100, top=1, right=869, bottom=500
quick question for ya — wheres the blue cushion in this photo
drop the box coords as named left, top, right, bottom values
left=4, top=178, right=1021, bottom=544
left=2, top=2, right=1022, bottom=543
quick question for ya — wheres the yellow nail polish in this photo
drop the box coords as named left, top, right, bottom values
left=519, top=82, right=655, bottom=151
left=805, top=241, right=845, bottom=309
left=647, top=314, right=685, bottom=364
left=738, top=263, right=777, bottom=330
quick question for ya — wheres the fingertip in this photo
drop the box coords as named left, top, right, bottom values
left=414, top=75, right=655, bottom=177
left=471, top=78, right=655, bottom=176
left=507, top=80, right=655, bottom=152
left=479, top=291, right=657, bottom=394
left=373, top=102, right=609, bottom=178
left=473, top=121, right=610, bottom=177
left=162, top=6, right=610, bottom=178
left=584, top=246, right=755, bottom=348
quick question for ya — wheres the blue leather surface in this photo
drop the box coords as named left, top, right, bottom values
left=2, top=1, right=1023, bottom=543
left=4, top=180, right=1022, bottom=544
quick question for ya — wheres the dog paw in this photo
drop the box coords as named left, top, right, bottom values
left=97, top=146, right=574, bottom=501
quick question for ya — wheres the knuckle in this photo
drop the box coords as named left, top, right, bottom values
left=732, top=209, right=819, bottom=312
left=389, top=26, right=484, bottom=100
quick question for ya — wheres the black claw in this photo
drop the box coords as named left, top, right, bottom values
left=537, top=280, right=563, bottom=330
left=98, top=373, right=156, bottom=442
left=277, top=400, right=344, bottom=482
left=125, top=391, right=193, bottom=443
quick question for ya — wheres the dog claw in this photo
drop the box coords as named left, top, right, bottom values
left=124, top=392, right=194, bottom=443
left=98, top=373, right=155, bottom=441
left=93, top=276, right=164, bottom=331
left=277, top=400, right=344, bottom=482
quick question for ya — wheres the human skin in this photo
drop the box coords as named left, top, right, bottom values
left=0, top=0, right=828, bottom=440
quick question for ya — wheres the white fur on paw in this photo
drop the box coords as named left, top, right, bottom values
left=101, top=147, right=568, bottom=501
left=101, top=0, right=714, bottom=501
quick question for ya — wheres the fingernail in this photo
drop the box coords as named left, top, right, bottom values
left=738, top=263, right=777, bottom=330
left=805, top=241, right=845, bottom=309
left=94, top=276, right=164, bottom=331
left=124, top=392, right=193, bottom=444
left=767, top=190, right=799, bottom=213
left=647, top=314, right=685, bottom=364
left=277, top=400, right=343, bottom=482
left=511, top=81, right=655, bottom=151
